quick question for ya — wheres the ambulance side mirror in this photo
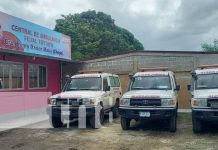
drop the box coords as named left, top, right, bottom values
left=65, top=74, right=70, bottom=79
left=191, top=73, right=197, bottom=80
left=187, top=85, right=191, bottom=91
left=175, top=85, right=180, bottom=91
left=105, top=85, right=111, bottom=91
left=128, top=73, right=134, bottom=80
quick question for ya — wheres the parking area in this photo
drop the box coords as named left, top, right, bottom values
left=0, top=113, right=218, bottom=150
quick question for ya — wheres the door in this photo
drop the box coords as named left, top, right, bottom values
left=102, top=77, right=111, bottom=109
left=109, top=76, right=121, bottom=105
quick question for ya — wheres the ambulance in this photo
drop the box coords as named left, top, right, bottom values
left=188, top=64, right=218, bottom=133
left=119, top=67, right=180, bottom=132
left=47, top=70, right=122, bottom=128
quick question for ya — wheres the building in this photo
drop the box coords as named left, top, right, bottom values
left=0, top=11, right=81, bottom=121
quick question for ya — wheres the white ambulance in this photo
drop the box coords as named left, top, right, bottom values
left=188, top=64, right=218, bottom=133
left=119, top=67, right=180, bottom=132
left=48, top=70, right=122, bottom=128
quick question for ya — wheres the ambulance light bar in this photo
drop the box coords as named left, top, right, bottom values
left=139, top=67, right=169, bottom=72
left=198, top=64, right=218, bottom=69
left=78, top=70, right=103, bottom=74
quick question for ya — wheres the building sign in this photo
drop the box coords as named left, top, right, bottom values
left=0, top=11, right=71, bottom=60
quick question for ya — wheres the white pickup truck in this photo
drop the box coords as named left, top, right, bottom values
left=188, top=64, right=218, bottom=133
left=47, top=70, right=122, bottom=128
left=119, top=67, right=180, bottom=132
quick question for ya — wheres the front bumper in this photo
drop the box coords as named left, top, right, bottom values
left=192, top=108, right=218, bottom=121
left=47, top=105, right=96, bottom=118
left=119, top=106, right=176, bottom=120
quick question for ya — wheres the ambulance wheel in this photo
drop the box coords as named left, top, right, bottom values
left=50, top=116, right=63, bottom=128
left=121, top=117, right=130, bottom=130
left=169, top=115, right=176, bottom=132
left=89, top=106, right=104, bottom=129
left=192, top=116, right=202, bottom=133
left=112, top=102, right=119, bottom=118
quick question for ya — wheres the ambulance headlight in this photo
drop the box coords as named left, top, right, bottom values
left=191, top=98, right=207, bottom=107
left=120, top=98, right=130, bottom=106
left=81, top=98, right=96, bottom=105
left=161, top=98, right=177, bottom=106
left=50, top=99, right=56, bottom=105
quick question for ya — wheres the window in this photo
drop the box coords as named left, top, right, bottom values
left=29, top=64, right=47, bottom=88
left=103, top=77, right=108, bottom=90
left=0, top=61, right=23, bottom=90
left=66, top=77, right=101, bottom=91
left=109, top=76, right=116, bottom=87
left=131, top=76, right=171, bottom=90
left=109, top=76, right=120, bottom=87
left=196, top=74, right=218, bottom=89
left=114, top=77, right=120, bottom=87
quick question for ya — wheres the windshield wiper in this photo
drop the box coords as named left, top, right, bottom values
left=197, top=87, right=218, bottom=89
left=132, top=87, right=144, bottom=90
left=66, top=88, right=78, bottom=91
left=79, top=88, right=93, bottom=90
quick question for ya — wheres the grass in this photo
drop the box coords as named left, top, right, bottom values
left=177, top=112, right=192, bottom=124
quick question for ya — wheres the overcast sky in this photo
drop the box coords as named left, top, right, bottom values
left=0, top=0, right=217, bottom=51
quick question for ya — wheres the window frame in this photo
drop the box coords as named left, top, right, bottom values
left=28, top=64, right=48, bottom=89
left=0, top=60, right=24, bottom=91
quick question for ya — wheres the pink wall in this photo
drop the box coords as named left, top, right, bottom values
left=0, top=52, right=61, bottom=115
left=0, top=92, right=52, bottom=115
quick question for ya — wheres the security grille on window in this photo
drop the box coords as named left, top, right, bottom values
left=29, top=64, right=47, bottom=88
left=0, top=62, right=23, bottom=90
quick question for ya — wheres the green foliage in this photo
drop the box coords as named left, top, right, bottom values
left=54, top=10, right=144, bottom=60
left=201, top=41, right=218, bottom=52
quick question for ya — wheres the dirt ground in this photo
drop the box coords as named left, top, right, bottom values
left=1, top=113, right=218, bottom=150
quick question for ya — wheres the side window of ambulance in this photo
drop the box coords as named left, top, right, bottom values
left=109, top=76, right=116, bottom=87
left=103, top=77, right=109, bottom=90
left=109, top=76, right=120, bottom=87
left=114, top=77, right=120, bottom=87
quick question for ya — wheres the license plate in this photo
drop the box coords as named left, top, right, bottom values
left=139, top=112, right=150, bottom=117
left=62, top=111, right=70, bottom=115
left=210, top=102, right=218, bottom=108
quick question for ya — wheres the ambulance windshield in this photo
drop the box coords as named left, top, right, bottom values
left=131, top=76, right=172, bottom=90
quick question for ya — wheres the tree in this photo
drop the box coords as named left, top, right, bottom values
left=54, top=10, right=144, bottom=60
left=202, top=40, right=218, bottom=52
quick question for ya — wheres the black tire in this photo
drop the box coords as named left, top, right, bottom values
left=192, top=115, right=202, bottom=133
left=169, top=115, right=176, bottom=132
left=112, top=102, right=119, bottom=118
left=89, top=106, right=104, bottom=129
left=120, top=117, right=130, bottom=130
left=176, top=103, right=178, bottom=118
left=50, top=116, right=63, bottom=128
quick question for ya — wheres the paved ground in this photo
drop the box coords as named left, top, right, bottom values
left=1, top=113, right=218, bottom=150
